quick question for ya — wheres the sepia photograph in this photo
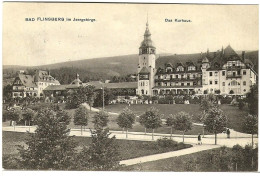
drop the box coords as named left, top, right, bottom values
left=2, top=2, right=259, bottom=172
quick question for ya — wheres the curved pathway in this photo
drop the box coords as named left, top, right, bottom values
left=3, top=125, right=257, bottom=166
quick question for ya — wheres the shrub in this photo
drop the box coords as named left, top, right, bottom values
left=156, top=138, right=178, bottom=148
left=238, top=100, right=245, bottom=110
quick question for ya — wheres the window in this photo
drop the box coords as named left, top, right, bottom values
left=222, top=71, right=225, bottom=76
left=237, top=70, right=241, bottom=75
left=233, top=72, right=236, bottom=76
left=223, top=82, right=225, bottom=86
left=187, top=83, right=190, bottom=86
left=209, top=72, right=213, bottom=76
left=243, top=81, right=246, bottom=86
left=215, top=72, right=218, bottom=76
left=210, top=81, right=213, bottom=85
left=176, top=75, right=178, bottom=79
left=181, top=83, right=184, bottom=86
left=243, top=70, right=246, bottom=75
left=177, top=66, right=184, bottom=72
left=215, top=80, right=218, bottom=84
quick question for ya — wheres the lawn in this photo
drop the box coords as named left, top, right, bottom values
left=3, top=103, right=249, bottom=135
left=2, top=131, right=192, bottom=162
left=104, top=104, right=249, bottom=133
left=66, top=107, right=210, bottom=135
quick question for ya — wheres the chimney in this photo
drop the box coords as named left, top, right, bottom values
left=242, top=51, right=245, bottom=62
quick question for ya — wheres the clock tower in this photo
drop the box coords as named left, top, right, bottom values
left=137, top=19, right=156, bottom=96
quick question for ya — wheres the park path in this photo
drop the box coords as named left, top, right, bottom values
left=120, top=144, right=220, bottom=166
left=3, top=125, right=257, bottom=148
left=3, top=125, right=257, bottom=166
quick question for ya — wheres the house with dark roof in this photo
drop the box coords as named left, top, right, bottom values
left=12, top=70, right=60, bottom=98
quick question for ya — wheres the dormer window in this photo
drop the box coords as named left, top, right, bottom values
left=177, top=66, right=184, bottom=72
left=188, top=66, right=195, bottom=71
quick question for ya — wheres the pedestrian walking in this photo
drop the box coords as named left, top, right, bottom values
left=198, top=133, right=202, bottom=145
left=227, top=128, right=230, bottom=138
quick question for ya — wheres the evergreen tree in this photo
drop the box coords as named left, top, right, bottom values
left=74, top=105, right=89, bottom=135
left=18, top=108, right=77, bottom=170
left=116, top=107, right=136, bottom=138
left=78, top=110, right=120, bottom=170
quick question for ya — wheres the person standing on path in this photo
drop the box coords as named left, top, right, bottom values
left=198, top=133, right=202, bottom=145
left=227, top=128, right=230, bottom=138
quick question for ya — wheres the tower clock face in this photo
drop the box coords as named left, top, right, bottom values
left=139, top=74, right=149, bottom=80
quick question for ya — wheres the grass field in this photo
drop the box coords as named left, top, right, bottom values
left=2, top=131, right=191, bottom=161
left=104, top=104, right=249, bottom=133
left=3, top=103, right=249, bottom=135
left=120, top=148, right=223, bottom=171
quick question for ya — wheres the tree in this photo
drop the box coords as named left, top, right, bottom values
left=199, top=98, right=215, bottom=137
left=74, top=105, right=89, bottom=135
left=22, top=108, right=36, bottom=132
left=231, top=144, right=244, bottom=171
left=92, top=111, right=109, bottom=129
left=139, top=107, right=162, bottom=140
left=6, top=107, right=22, bottom=130
left=204, top=107, right=227, bottom=145
left=3, top=84, right=13, bottom=102
left=116, top=107, right=136, bottom=138
left=200, top=98, right=214, bottom=112
left=18, top=108, right=77, bottom=170
left=243, top=114, right=258, bottom=147
left=166, top=114, right=175, bottom=139
left=86, top=128, right=120, bottom=170
left=165, top=95, right=174, bottom=104
left=246, top=84, right=258, bottom=115
left=172, top=112, right=192, bottom=142
left=78, top=109, right=120, bottom=170
left=66, top=85, right=95, bottom=109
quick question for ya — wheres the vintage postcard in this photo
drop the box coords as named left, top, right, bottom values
left=2, top=2, right=259, bottom=173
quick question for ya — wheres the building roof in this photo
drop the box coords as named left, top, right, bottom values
left=34, top=70, right=60, bottom=84
left=70, top=73, right=83, bottom=86
left=105, top=82, right=138, bottom=89
left=18, top=74, right=37, bottom=88
left=139, top=21, right=156, bottom=49
left=156, top=45, right=257, bottom=73
left=44, top=81, right=138, bottom=91
left=44, top=84, right=79, bottom=91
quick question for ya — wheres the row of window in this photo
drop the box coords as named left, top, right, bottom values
left=139, top=81, right=148, bottom=87
left=156, top=81, right=197, bottom=87
left=209, top=70, right=247, bottom=77
left=208, top=80, right=247, bottom=86
left=157, top=74, right=199, bottom=80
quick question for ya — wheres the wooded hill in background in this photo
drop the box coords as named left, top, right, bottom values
left=3, top=51, right=258, bottom=86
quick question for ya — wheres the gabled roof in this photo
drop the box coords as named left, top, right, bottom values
left=17, top=74, right=37, bottom=88
left=34, top=70, right=60, bottom=84
left=139, top=67, right=150, bottom=74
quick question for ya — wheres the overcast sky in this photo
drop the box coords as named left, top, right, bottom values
left=3, top=3, right=259, bottom=66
